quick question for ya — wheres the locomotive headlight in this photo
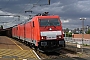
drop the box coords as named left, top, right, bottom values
left=40, top=36, right=46, bottom=40
left=57, top=35, right=62, bottom=39
left=41, top=42, right=47, bottom=46
left=58, top=36, right=61, bottom=38
left=41, top=37, right=44, bottom=39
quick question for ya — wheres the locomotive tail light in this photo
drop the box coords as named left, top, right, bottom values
left=41, top=42, right=47, bottom=46
left=40, top=36, right=46, bottom=40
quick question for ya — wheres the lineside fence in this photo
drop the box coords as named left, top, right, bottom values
left=64, top=37, right=90, bottom=45
left=64, top=37, right=90, bottom=55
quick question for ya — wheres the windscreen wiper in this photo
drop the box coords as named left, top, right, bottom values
left=45, top=22, right=49, bottom=28
left=50, top=23, right=56, bottom=28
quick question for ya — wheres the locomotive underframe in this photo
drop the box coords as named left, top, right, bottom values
left=38, top=39, right=65, bottom=52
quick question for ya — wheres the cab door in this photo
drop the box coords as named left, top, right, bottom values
left=31, top=21, right=34, bottom=41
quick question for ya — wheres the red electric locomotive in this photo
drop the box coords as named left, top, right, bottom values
left=12, top=12, right=65, bottom=52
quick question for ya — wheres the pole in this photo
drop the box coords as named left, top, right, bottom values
left=80, top=18, right=86, bottom=53
left=18, top=16, right=20, bottom=21
left=48, top=0, right=50, bottom=5
left=82, top=19, right=84, bottom=53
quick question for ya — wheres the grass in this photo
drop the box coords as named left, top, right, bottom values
left=83, top=44, right=90, bottom=46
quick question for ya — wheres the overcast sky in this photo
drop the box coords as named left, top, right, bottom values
left=0, top=0, right=90, bottom=29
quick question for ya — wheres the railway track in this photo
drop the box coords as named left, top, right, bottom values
left=35, top=49, right=71, bottom=60
left=0, top=36, right=80, bottom=60
left=33, top=47, right=79, bottom=60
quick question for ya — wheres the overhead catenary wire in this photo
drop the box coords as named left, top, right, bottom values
left=25, top=0, right=50, bottom=14
left=33, top=0, right=50, bottom=6
left=24, top=0, right=51, bottom=23
left=18, top=0, right=41, bottom=14
left=23, top=0, right=42, bottom=14
left=0, top=0, right=51, bottom=28
left=0, top=0, right=10, bottom=11
left=0, top=0, right=20, bottom=26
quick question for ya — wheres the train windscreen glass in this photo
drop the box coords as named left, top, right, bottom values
left=39, top=18, right=60, bottom=26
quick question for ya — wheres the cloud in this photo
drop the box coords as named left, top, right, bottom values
left=0, top=0, right=90, bottom=29
left=0, top=10, right=29, bottom=28
left=61, top=19, right=69, bottom=23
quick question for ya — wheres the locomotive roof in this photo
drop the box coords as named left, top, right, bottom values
left=13, top=15, right=60, bottom=27
left=31, top=15, right=60, bottom=20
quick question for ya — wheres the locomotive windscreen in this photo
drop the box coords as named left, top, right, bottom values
left=39, top=18, right=60, bottom=26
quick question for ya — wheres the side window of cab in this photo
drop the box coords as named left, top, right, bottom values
left=32, top=21, right=34, bottom=27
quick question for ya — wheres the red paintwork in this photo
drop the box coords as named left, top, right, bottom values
left=12, top=15, right=64, bottom=46
left=25, top=22, right=31, bottom=39
left=17, top=24, right=20, bottom=38
left=12, top=26, right=18, bottom=37
left=19, top=24, right=25, bottom=39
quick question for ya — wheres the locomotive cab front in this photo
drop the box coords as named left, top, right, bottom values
left=38, top=16, right=65, bottom=52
